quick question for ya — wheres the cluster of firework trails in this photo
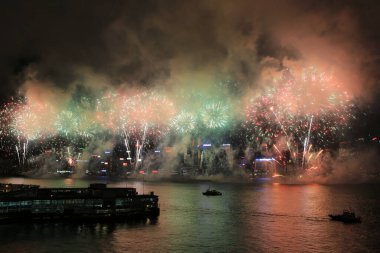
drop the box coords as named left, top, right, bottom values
left=0, top=67, right=372, bottom=177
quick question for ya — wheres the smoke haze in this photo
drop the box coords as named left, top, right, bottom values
left=0, top=0, right=378, bottom=99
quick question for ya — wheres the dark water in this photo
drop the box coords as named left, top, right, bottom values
left=0, top=177, right=379, bottom=253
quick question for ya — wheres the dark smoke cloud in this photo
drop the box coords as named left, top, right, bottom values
left=0, top=0, right=379, bottom=105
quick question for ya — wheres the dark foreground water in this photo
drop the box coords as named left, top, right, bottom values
left=0, top=177, right=379, bottom=253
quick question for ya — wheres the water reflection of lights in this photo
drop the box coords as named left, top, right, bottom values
left=64, top=178, right=73, bottom=186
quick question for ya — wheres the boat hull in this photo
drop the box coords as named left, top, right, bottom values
left=202, top=190, right=222, bottom=196
left=0, top=208, right=160, bottom=224
left=329, top=214, right=361, bottom=223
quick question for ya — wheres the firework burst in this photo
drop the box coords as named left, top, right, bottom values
left=201, top=102, right=230, bottom=129
left=170, top=111, right=196, bottom=134
left=244, top=67, right=355, bottom=149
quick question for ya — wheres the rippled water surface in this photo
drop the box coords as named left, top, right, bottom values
left=0, top=177, right=379, bottom=252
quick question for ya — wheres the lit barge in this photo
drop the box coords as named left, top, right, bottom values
left=0, top=183, right=160, bottom=222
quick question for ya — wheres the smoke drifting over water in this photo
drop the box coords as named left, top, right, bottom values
left=297, top=148, right=380, bottom=184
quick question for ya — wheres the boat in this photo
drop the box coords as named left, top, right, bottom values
left=0, top=183, right=160, bottom=223
left=328, top=210, right=361, bottom=223
left=202, top=188, right=222, bottom=196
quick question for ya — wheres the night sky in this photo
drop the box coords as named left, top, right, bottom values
left=1, top=0, right=380, bottom=135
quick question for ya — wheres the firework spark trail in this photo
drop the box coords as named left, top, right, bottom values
left=302, top=116, right=313, bottom=169
left=270, top=107, right=292, bottom=151
left=22, top=142, right=26, bottom=165
left=302, top=138, right=307, bottom=169
left=273, top=159, right=282, bottom=165
left=135, top=123, right=148, bottom=170
left=307, top=153, right=314, bottom=163
left=308, top=144, right=313, bottom=154
left=124, top=137, right=132, bottom=160
left=15, top=134, right=28, bottom=166
left=315, top=149, right=323, bottom=159
left=122, top=127, right=132, bottom=161
left=273, top=144, right=282, bottom=155
left=25, top=139, right=28, bottom=160
left=15, top=145, right=20, bottom=166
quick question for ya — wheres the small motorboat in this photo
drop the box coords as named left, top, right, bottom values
left=329, top=210, right=361, bottom=223
left=202, top=188, right=222, bottom=196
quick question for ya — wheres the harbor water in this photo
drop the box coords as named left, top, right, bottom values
left=0, top=177, right=379, bottom=252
